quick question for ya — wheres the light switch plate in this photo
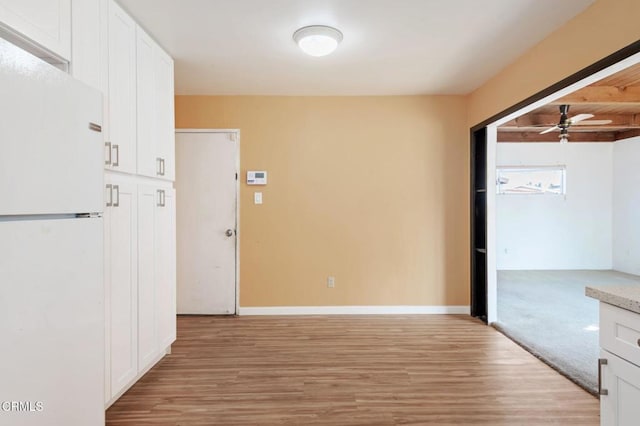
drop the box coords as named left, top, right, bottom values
left=254, top=192, right=262, bottom=204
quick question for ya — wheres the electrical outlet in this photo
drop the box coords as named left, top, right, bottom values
left=327, top=276, right=335, bottom=288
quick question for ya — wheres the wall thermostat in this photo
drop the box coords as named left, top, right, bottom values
left=247, top=171, right=267, bottom=185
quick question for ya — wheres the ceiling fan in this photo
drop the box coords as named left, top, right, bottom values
left=539, top=104, right=612, bottom=143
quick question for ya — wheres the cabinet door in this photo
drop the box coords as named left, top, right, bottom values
left=156, top=188, right=177, bottom=349
left=103, top=183, right=112, bottom=403
left=107, top=0, right=136, bottom=173
left=136, top=28, right=157, bottom=178
left=71, top=0, right=106, bottom=92
left=107, top=180, right=138, bottom=398
left=137, top=185, right=158, bottom=369
left=0, top=0, right=71, bottom=60
left=155, top=47, right=175, bottom=181
left=601, top=350, right=640, bottom=426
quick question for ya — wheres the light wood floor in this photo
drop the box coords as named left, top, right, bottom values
left=106, top=315, right=599, bottom=425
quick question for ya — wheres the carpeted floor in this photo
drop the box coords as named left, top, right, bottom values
left=495, top=269, right=640, bottom=394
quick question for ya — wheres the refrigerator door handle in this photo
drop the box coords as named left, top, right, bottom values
left=106, top=184, right=113, bottom=207
left=112, top=144, right=120, bottom=167
left=105, top=142, right=112, bottom=165
left=113, top=185, right=120, bottom=207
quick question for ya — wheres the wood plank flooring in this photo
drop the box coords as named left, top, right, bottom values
left=106, top=315, right=599, bottom=425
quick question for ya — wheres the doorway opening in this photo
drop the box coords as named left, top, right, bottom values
left=470, top=40, right=640, bottom=392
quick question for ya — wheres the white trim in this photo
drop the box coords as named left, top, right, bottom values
left=175, top=128, right=239, bottom=134
left=238, top=305, right=470, bottom=316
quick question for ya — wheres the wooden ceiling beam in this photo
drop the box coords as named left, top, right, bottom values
left=615, top=129, right=640, bottom=141
left=502, top=113, right=640, bottom=128
left=551, top=86, right=640, bottom=105
left=498, top=131, right=617, bottom=143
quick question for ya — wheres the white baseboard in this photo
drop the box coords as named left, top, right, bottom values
left=238, top=305, right=470, bottom=316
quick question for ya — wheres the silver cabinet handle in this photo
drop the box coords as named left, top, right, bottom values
left=106, top=184, right=113, bottom=207
left=105, top=142, right=112, bottom=165
left=160, top=158, right=165, bottom=176
left=162, top=190, right=166, bottom=207
left=157, top=189, right=164, bottom=207
left=225, top=229, right=234, bottom=237
left=598, top=358, right=608, bottom=396
left=113, top=185, right=120, bottom=207
left=156, top=157, right=162, bottom=176
left=112, top=144, right=120, bottom=167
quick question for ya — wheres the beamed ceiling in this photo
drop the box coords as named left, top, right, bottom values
left=498, top=63, right=640, bottom=143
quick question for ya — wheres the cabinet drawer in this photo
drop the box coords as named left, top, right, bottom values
left=601, top=302, right=640, bottom=367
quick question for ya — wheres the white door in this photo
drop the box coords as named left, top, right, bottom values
left=176, top=131, right=237, bottom=314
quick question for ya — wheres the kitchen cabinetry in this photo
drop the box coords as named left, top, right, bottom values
left=137, top=27, right=175, bottom=180
left=2, top=0, right=177, bottom=409
left=104, top=177, right=138, bottom=401
left=596, top=301, right=640, bottom=426
left=137, top=184, right=176, bottom=370
left=101, top=0, right=175, bottom=408
left=106, top=0, right=136, bottom=174
left=71, top=0, right=106, bottom=92
left=0, top=0, right=71, bottom=60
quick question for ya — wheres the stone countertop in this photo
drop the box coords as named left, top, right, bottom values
left=586, top=285, right=640, bottom=315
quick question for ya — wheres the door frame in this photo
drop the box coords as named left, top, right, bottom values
left=470, top=40, right=640, bottom=324
left=175, top=128, right=240, bottom=315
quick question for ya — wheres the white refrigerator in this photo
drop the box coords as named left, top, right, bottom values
left=0, top=39, right=104, bottom=425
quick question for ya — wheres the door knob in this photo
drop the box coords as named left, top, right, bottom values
left=225, top=229, right=234, bottom=237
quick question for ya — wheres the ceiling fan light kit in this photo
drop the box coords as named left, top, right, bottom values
left=539, top=104, right=612, bottom=143
left=293, top=25, right=343, bottom=57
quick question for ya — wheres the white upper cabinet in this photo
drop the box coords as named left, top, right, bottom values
left=137, top=27, right=175, bottom=181
left=0, top=0, right=71, bottom=61
left=71, top=0, right=107, bottom=92
left=155, top=46, right=175, bottom=181
left=106, top=0, right=136, bottom=174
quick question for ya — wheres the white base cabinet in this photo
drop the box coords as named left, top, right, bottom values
left=138, top=184, right=176, bottom=369
left=600, top=350, right=640, bottom=426
left=105, top=176, right=176, bottom=407
left=104, top=176, right=138, bottom=401
left=597, top=302, right=640, bottom=426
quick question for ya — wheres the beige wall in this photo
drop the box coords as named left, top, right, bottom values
left=468, top=0, right=640, bottom=125
left=175, top=96, right=469, bottom=307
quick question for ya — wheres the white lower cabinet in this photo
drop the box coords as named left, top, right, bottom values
left=137, top=184, right=176, bottom=369
left=597, top=302, right=640, bottom=426
left=105, top=176, right=176, bottom=407
left=104, top=176, right=138, bottom=402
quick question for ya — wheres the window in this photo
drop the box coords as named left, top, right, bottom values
left=497, top=166, right=566, bottom=195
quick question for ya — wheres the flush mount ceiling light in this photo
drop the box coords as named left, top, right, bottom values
left=293, top=25, right=343, bottom=57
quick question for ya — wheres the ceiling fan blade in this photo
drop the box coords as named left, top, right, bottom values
left=569, top=113, right=594, bottom=124
left=540, top=126, right=558, bottom=134
left=572, top=119, right=613, bottom=126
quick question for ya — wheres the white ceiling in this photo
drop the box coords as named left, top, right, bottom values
left=118, top=0, right=595, bottom=96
